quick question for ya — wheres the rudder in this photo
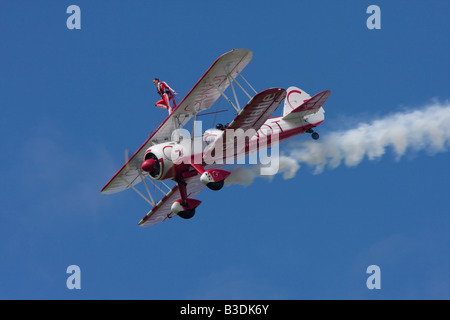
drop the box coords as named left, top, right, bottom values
left=283, top=86, right=311, bottom=117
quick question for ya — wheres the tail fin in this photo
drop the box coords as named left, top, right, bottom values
left=283, top=86, right=311, bottom=117
left=282, top=87, right=331, bottom=123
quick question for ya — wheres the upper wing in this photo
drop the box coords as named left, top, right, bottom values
left=101, top=49, right=253, bottom=195
left=137, top=164, right=225, bottom=227
left=148, top=49, right=253, bottom=146
left=282, top=90, right=331, bottom=120
left=203, top=88, right=286, bottom=163
left=175, top=49, right=253, bottom=116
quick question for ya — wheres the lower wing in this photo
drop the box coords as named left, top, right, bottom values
left=138, top=165, right=225, bottom=227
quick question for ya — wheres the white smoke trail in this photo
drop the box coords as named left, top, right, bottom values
left=225, top=101, right=450, bottom=186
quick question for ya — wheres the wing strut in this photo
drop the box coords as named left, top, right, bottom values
left=144, top=175, right=172, bottom=195
left=191, top=112, right=197, bottom=156
left=139, top=173, right=155, bottom=205
left=120, top=176, right=155, bottom=207
left=238, top=73, right=258, bottom=95
left=119, top=172, right=176, bottom=208
left=228, top=75, right=241, bottom=111
left=209, top=79, right=240, bottom=113
left=231, top=74, right=253, bottom=100
left=209, top=70, right=260, bottom=114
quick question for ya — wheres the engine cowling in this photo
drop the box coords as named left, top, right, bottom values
left=141, top=142, right=181, bottom=180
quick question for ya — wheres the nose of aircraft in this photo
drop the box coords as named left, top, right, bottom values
left=141, top=159, right=156, bottom=173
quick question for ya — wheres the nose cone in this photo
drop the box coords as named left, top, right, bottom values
left=141, top=159, right=156, bottom=173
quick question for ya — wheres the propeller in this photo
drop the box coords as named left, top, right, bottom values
left=141, top=159, right=157, bottom=173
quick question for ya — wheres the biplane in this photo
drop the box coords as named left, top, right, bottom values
left=101, top=49, right=331, bottom=227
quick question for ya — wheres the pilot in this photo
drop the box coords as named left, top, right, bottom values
left=153, top=78, right=178, bottom=114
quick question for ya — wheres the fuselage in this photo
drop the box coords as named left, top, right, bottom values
left=142, top=107, right=325, bottom=181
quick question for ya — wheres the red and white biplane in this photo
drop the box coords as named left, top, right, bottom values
left=101, top=49, right=331, bottom=227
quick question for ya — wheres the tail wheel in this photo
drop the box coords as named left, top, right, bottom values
left=307, top=128, right=320, bottom=140
left=312, top=132, right=319, bottom=140
left=178, top=208, right=196, bottom=219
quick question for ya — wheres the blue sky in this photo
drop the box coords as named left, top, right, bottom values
left=1, top=0, right=449, bottom=299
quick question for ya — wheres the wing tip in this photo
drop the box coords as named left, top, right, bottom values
left=137, top=213, right=150, bottom=227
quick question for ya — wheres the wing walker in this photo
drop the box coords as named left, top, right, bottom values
left=101, top=49, right=331, bottom=227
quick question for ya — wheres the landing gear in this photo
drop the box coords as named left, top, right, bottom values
left=312, top=132, right=319, bottom=140
left=190, top=161, right=230, bottom=190
left=206, top=180, right=224, bottom=191
left=171, top=181, right=201, bottom=220
left=307, top=128, right=320, bottom=140
left=178, top=208, right=196, bottom=219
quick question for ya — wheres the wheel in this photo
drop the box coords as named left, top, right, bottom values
left=178, top=208, right=196, bottom=219
left=311, top=132, right=319, bottom=140
left=206, top=180, right=224, bottom=191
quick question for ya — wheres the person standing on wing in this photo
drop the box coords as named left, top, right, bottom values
left=153, top=78, right=178, bottom=114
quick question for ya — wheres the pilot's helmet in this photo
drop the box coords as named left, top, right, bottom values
left=216, top=123, right=224, bottom=130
